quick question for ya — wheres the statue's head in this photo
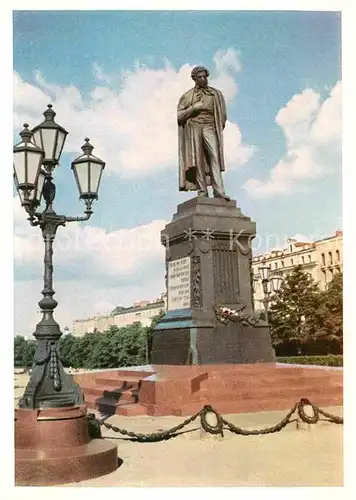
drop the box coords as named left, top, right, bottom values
left=191, top=66, right=209, bottom=88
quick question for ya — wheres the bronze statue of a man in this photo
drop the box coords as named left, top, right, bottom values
left=177, top=66, right=230, bottom=201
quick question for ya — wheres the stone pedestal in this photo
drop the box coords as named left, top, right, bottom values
left=15, top=405, right=118, bottom=486
left=151, top=197, right=275, bottom=364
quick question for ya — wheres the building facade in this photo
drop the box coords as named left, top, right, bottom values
left=252, top=231, right=343, bottom=311
left=73, top=294, right=166, bottom=337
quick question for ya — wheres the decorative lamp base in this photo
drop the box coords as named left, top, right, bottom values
left=15, top=405, right=118, bottom=486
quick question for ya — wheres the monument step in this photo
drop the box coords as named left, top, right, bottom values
left=82, top=385, right=138, bottom=402
left=115, top=369, right=155, bottom=378
left=84, top=394, right=136, bottom=408
left=84, top=395, right=140, bottom=413
left=94, top=377, right=142, bottom=389
left=198, top=384, right=342, bottom=400
left=114, top=403, right=148, bottom=416
left=198, top=374, right=342, bottom=392
left=169, top=393, right=343, bottom=417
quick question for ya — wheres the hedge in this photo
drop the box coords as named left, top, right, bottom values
left=276, top=354, right=343, bottom=367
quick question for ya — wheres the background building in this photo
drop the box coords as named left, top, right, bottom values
left=252, top=231, right=343, bottom=311
left=73, top=294, right=166, bottom=337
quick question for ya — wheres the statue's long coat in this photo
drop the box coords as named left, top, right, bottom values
left=177, top=86, right=227, bottom=191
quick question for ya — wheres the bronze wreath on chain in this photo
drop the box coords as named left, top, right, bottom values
left=214, top=305, right=263, bottom=327
left=200, top=405, right=224, bottom=436
left=297, top=397, right=319, bottom=424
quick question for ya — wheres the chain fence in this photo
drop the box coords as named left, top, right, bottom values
left=87, top=397, right=343, bottom=443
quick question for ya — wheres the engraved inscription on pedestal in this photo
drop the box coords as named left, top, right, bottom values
left=167, top=257, right=191, bottom=310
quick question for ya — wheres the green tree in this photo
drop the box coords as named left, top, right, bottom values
left=269, top=266, right=323, bottom=355
left=314, top=272, right=343, bottom=354
left=58, top=334, right=82, bottom=367
left=14, top=336, right=26, bottom=367
left=27, top=340, right=36, bottom=367
left=14, top=336, right=36, bottom=369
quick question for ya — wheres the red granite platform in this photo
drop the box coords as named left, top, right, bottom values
left=74, top=363, right=343, bottom=417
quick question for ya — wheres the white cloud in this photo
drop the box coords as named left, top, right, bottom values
left=14, top=193, right=168, bottom=336
left=288, top=233, right=312, bottom=243
left=92, top=62, right=112, bottom=85
left=243, top=82, right=341, bottom=198
left=14, top=196, right=167, bottom=279
left=13, top=49, right=255, bottom=179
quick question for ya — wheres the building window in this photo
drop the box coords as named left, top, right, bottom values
left=291, top=258, right=294, bottom=266
left=275, top=263, right=278, bottom=269
left=328, top=251, right=333, bottom=265
left=321, top=253, right=325, bottom=266
left=301, top=256, right=305, bottom=264
left=308, top=254, right=312, bottom=262
left=281, top=260, right=284, bottom=267
left=289, top=245, right=293, bottom=252
left=336, top=250, right=340, bottom=262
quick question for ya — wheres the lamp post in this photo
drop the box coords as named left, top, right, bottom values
left=14, top=105, right=105, bottom=409
left=14, top=105, right=117, bottom=486
left=254, top=265, right=283, bottom=323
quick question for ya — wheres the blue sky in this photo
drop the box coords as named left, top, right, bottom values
left=12, top=9, right=342, bottom=336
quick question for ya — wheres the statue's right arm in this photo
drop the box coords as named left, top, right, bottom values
left=177, top=95, right=199, bottom=125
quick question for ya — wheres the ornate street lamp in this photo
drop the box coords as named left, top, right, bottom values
left=13, top=123, right=45, bottom=207
left=14, top=106, right=105, bottom=409
left=14, top=105, right=117, bottom=486
left=270, top=274, right=283, bottom=293
left=255, top=265, right=283, bottom=323
left=71, top=138, right=105, bottom=204
left=31, top=104, right=68, bottom=169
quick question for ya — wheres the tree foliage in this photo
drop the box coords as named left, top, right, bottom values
left=55, top=321, right=152, bottom=369
left=315, top=272, right=343, bottom=352
left=269, top=267, right=343, bottom=355
left=14, top=318, right=162, bottom=370
left=14, top=336, right=36, bottom=367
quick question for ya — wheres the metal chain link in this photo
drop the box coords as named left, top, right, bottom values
left=99, top=410, right=201, bottom=442
left=98, top=397, right=343, bottom=442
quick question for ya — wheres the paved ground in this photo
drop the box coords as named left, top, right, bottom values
left=14, top=371, right=343, bottom=487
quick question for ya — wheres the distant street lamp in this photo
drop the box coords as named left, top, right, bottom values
left=253, top=265, right=283, bottom=323
left=13, top=104, right=105, bottom=409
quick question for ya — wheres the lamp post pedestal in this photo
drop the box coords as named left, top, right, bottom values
left=15, top=406, right=117, bottom=486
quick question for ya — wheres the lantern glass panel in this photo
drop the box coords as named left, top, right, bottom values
left=41, top=128, right=57, bottom=161
left=74, top=161, right=89, bottom=195
left=89, top=162, right=102, bottom=195
left=13, top=150, right=26, bottom=185
left=54, top=130, right=66, bottom=160
left=271, top=275, right=283, bottom=293
left=259, top=266, right=270, bottom=281
left=27, top=149, right=43, bottom=185
left=32, top=129, right=42, bottom=149
left=32, top=171, right=46, bottom=203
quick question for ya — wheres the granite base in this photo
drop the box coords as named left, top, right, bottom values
left=15, top=405, right=118, bottom=486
